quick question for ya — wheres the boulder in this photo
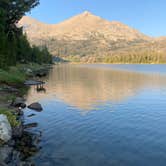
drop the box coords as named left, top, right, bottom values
left=11, top=97, right=26, bottom=108
left=28, top=102, right=43, bottom=112
left=0, top=115, right=12, bottom=142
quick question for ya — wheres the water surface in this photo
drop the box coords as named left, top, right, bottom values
left=25, top=64, right=166, bottom=166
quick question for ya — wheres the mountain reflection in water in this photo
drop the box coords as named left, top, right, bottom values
left=26, top=64, right=166, bottom=110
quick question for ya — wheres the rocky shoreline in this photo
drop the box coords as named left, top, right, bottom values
left=0, top=65, right=51, bottom=166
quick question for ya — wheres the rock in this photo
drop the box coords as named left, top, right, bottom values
left=35, top=69, right=48, bottom=78
left=16, top=108, right=24, bottom=116
left=28, top=103, right=43, bottom=112
left=12, top=124, right=23, bottom=138
left=20, top=103, right=26, bottom=109
left=19, top=161, right=35, bottom=166
left=7, top=140, right=15, bottom=147
left=35, top=72, right=47, bottom=77
left=11, top=97, right=26, bottom=108
left=0, top=115, right=12, bottom=142
left=9, top=150, right=21, bottom=166
left=0, top=145, right=12, bottom=166
left=0, top=145, right=34, bottom=166
left=15, top=131, right=40, bottom=159
left=25, top=68, right=33, bottom=74
left=25, top=68, right=34, bottom=77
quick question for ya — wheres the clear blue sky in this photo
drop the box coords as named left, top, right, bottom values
left=27, top=0, right=166, bottom=37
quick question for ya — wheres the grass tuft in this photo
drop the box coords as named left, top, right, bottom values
left=0, top=108, right=20, bottom=127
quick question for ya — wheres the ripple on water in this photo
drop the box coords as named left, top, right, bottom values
left=25, top=64, right=166, bottom=166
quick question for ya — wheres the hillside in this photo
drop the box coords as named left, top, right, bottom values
left=18, top=11, right=166, bottom=63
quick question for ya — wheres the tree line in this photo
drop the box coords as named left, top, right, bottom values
left=66, top=50, right=166, bottom=64
left=40, top=37, right=166, bottom=64
left=0, top=0, right=52, bottom=69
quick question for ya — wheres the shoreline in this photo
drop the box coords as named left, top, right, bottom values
left=67, top=62, right=166, bottom=65
left=0, top=63, right=52, bottom=165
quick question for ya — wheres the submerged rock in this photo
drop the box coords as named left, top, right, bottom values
left=0, top=115, right=12, bottom=143
left=28, top=103, right=43, bottom=112
left=27, top=114, right=36, bottom=118
left=24, top=123, right=38, bottom=129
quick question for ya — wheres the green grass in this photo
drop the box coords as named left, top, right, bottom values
left=0, top=67, right=26, bottom=85
left=0, top=108, right=20, bottom=127
left=0, top=94, right=16, bottom=103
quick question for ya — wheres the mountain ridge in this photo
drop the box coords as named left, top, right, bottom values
left=19, top=11, right=151, bottom=41
left=18, top=11, right=166, bottom=62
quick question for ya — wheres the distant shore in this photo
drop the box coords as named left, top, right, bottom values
left=68, top=61, right=166, bottom=65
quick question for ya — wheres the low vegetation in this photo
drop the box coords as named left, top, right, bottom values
left=0, top=108, right=20, bottom=127
left=0, top=67, right=26, bottom=85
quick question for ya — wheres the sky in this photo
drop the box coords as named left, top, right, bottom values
left=27, top=0, right=166, bottom=37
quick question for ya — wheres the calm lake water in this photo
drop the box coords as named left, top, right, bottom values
left=25, top=64, right=166, bottom=166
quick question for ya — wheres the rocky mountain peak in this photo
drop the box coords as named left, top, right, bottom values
left=82, top=11, right=93, bottom=16
left=18, top=12, right=155, bottom=57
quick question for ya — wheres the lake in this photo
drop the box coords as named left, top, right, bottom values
left=25, top=64, right=166, bottom=166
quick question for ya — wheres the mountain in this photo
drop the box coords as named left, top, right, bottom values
left=19, top=11, right=150, bottom=41
left=18, top=11, right=166, bottom=62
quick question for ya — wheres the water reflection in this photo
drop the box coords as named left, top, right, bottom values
left=24, top=64, right=166, bottom=166
left=36, top=86, right=46, bottom=93
left=26, top=64, right=166, bottom=110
